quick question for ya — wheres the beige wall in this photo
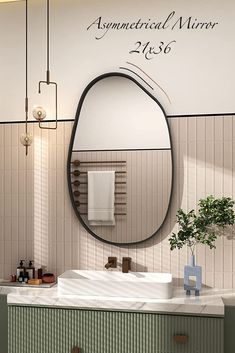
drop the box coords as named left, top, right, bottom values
left=0, top=0, right=234, bottom=121
left=0, top=116, right=234, bottom=288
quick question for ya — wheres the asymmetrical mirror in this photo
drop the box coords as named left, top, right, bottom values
left=67, top=73, right=172, bottom=245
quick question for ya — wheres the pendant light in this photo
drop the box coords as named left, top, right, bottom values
left=34, top=0, right=58, bottom=129
left=20, top=0, right=33, bottom=155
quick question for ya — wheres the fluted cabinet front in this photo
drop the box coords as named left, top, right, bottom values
left=8, top=306, right=224, bottom=353
left=0, top=295, right=7, bottom=353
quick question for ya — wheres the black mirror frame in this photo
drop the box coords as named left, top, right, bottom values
left=67, top=72, right=173, bottom=246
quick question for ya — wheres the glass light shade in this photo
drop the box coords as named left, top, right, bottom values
left=33, top=106, right=46, bottom=121
left=20, top=132, right=33, bottom=147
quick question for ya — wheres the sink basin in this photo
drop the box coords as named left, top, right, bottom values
left=58, top=270, right=173, bottom=299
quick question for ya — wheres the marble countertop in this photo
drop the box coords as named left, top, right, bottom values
left=2, top=284, right=234, bottom=317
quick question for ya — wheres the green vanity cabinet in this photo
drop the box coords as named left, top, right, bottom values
left=8, top=306, right=223, bottom=353
left=0, top=295, right=8, bottom=353
left=224, top=306, right=235, bottom=353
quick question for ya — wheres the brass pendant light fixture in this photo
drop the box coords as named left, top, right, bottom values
left=34, top=0, right=58, bottom=129
left=20, top=0, right=33, bottom=155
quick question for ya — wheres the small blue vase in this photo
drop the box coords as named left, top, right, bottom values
left=184, top=254, right=202, bottom=296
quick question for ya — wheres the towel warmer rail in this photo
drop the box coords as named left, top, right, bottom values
left=70, top=159, right=127, bottom=217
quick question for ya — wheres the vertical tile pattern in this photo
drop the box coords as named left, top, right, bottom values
left=0, top=116, right=234, bottom=288
left=70, top=149, right=171, bottom=244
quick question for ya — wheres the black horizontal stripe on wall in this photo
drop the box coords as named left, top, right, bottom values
left=0, top=112, right=234, bottom=125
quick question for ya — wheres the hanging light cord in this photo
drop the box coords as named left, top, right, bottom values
left=46, top=0, right=50, bottom=83
left=25, top=0, right=28, bottom=131
left=38, top=0, right=58, bottom=130
left=25, top=0, right=29, bottom=154
left=20, top=0, right=32, bottom=155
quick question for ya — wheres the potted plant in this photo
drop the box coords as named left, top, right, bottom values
left=169, top=195, right=235, bottom=294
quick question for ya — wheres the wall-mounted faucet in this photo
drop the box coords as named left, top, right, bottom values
left=104, top=257, right=117, bottom=269
left=122, top=257, right=131, bottom=273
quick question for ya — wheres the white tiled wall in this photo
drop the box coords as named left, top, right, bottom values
left=0, top=116, right=234, bottom=288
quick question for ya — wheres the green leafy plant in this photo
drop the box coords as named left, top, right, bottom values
left=169, top=195, right=235, bottom=255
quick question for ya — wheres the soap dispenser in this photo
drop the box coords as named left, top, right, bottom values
left=26, top=260, right=35, bottom=279
left=17, top=260, right=25, bottom=280
left=18, top=271, right=24, bottom=283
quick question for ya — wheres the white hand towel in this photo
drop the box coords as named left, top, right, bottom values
left=88, top=171, right=115, bottom=226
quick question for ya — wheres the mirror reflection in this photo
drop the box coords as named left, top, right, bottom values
left=68, top=74, right=172, bottom=244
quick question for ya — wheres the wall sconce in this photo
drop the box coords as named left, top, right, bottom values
left=33, top=106, right=47, bottom=122
left=20, top=131, right=33, bottom=149
left=19, top=0, right=32, bottom=156
left=1, top=0, right=33, bottom=155
left=35, top=0, right=58, bottom=130
left=4, top=0, right=58, bottom=154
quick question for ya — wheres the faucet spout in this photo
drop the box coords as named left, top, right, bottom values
left=104, top=257, right=117, bottom=269
left=122, top=257, right=131, bottom=273
left=104, top=262, right=112, bottom=269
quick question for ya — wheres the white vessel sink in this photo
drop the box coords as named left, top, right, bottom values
left=58, top=270, right=173, bottom=299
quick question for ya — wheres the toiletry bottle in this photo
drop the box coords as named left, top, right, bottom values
left=37, top=268, right=43, bottom=280
left=18, top=271, right=24, bottom=283
left=26, top=260, right=35, bottom=279
left=17, top=260, right=25, bottom=280
left=24, top=272, right=29, bottom=283
left=10, top=275, right=16, bottom=282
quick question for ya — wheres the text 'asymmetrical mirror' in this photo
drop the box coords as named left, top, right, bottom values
left=67, top=73, right=172, bottom=245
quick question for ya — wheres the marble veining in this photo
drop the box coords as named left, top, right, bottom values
left=3, top=285, right=232, bottom=317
